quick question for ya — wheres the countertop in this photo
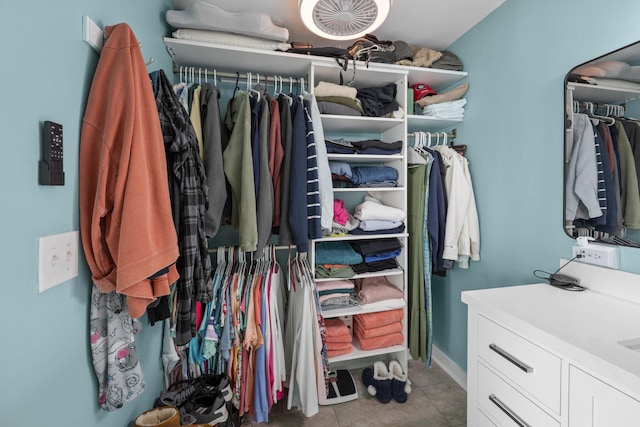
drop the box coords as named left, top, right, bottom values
left=462, top=283, right=640, bottom=398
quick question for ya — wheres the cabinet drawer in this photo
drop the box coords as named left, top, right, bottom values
left=569, top=365, right=640, bottom=426
left=476, top=408, right=497, bottom=426
left=478, top=315, right=561, bottom=414
left=478, top=362, right=560, bottom=427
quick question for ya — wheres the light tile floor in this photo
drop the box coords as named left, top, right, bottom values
left=240, top=359, right=467, bottom=426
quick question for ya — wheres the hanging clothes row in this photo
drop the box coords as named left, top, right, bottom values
left=148, top=67, right=336, bottom=347
left=406, top=132, right=479, bottom=367
left=566, top=106, right=640, bottom=241
left=158, top=246, right=329, bottom=421
left=150, top=64, right=334, bottom=421
left=173, top=67, right=334, bottom=255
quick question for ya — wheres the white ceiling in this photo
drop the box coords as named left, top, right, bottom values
left=172, top=0, right=506, bottom=50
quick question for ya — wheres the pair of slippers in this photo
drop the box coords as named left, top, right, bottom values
left=362, top=360, right=412, bottom=404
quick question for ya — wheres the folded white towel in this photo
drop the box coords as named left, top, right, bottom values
left=355, top=200, right=406, bottom=222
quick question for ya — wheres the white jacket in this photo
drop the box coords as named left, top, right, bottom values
left=433, top=146, right=480, bottom=268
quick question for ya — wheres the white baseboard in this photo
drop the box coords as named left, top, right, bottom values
left=432, top=345, right=467, bottom=391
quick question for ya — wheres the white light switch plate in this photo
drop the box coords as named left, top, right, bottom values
left=83, top=15, right=103, bottom=53
left=38, top=231, right=79, bottom=293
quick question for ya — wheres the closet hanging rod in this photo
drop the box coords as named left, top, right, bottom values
left=172, top=65, right=305, bottom=84
left=207, top=245, right=300, bottom=254
left=407, top=129, right=457, bottom=139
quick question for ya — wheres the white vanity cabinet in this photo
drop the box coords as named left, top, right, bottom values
left=463, top=283, right=640, bottom=427
left=568, top=365, right=640, bottom=426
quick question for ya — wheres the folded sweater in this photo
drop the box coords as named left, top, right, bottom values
left=355, top=276, right=404, bottom=304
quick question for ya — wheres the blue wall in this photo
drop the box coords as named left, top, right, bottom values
left=3, top=1, right=640, bottom=424
left=434, top=0, right=640, bottom=371
left=0, top=1, right=173, bottom=426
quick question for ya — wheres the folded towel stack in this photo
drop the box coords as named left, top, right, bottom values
left=353, top=309, right=404, bottom=351
left=422, top=98, right=467, bottom=120
left=318, top=279, right=356, bottom=309
left=325, top=318, right=353, bottom=358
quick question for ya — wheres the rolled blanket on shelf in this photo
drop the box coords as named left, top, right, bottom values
left=354, top=308, right=403, bottom=329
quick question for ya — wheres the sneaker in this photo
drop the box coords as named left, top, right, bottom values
left=199, top=373, right=233, bottom=402
left=181, top=389, right=229, bottom=426
left=154, top=379, right=200, bottom=408
left=389, top=360, right=412, bottom=403
left=361, top=361, right=392, bottom=403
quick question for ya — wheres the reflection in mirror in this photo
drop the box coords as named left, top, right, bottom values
left=565, top=41, right=640, bottom=248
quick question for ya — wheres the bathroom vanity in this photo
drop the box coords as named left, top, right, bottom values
left=463, top=265, right=640, bottom=426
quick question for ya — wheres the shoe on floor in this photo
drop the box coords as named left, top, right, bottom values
left=155, top=379, right=200, bottom=408
left=180, top=389, right=229, bottom=426
left=134, top=406, right=181, bottom=427
left=361, top=361, right=392, bottom=403
left=199, top=373, right=233, bottom=402
left=389, top=360, right=412, bottom=403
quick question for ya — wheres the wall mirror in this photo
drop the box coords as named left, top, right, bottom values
left=564, top=41, right=640, bottom=248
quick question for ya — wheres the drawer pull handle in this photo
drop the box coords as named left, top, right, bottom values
left=489, top=394, right=531, bottom=427
left=489, top=343, right=534, bottom=373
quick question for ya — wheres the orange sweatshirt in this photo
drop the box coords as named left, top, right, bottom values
left=79, top=23, right=179, bottom=318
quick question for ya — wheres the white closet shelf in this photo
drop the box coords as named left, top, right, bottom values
left=315, top=233, right=408, bottom=243
left=332, top=187, right=404, bottom=193
left=323, top=298, right=406, bottom=319
left=568, top=81, right=640, bottom=104
left=327, top=153, right=403, bottom=163
left=321, top=115, right=403, bottom=133
left=407, top=115, right=463, bottom=133
left=314, top=267, right=404, bottom=283
left=163, top=37, right=467, bottom=91
left=328, top=339, right=406, bottom=364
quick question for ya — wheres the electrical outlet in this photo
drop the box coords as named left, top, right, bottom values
left=572, top=243, right=620, bottom=269
left=83, top=15, right=103, bottom=53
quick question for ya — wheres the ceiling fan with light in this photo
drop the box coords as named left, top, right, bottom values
left=299, top=0, right=391, bottom=40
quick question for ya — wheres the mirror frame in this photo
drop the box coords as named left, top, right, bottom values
left=563, top=40, right=640, bottom=248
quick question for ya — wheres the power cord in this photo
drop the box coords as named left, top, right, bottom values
left=533, top=254, right=586, bottom=291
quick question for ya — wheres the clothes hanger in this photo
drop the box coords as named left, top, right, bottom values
left=408, top=133, right=427, bottom=164
left=233, top=72, right=240, bottom=98
left=247, top=72, right=261, bottom=102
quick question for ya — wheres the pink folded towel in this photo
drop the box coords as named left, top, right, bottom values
left=357, top=332, right=404, bottom=351
left=356, top=276, right=403, bottom=304
left=354, top=308, right=403, bottom=329
left=324, top=318, right=350, bottom=336
left=326, top=341, right=352, bottom=351
left=325, top=331, right=353, bottom=343
left=327, top=346, right=352, bottom=358
left=353, top=319, right=402, bottom=339
left=317, top=279, right=355, bottom=292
